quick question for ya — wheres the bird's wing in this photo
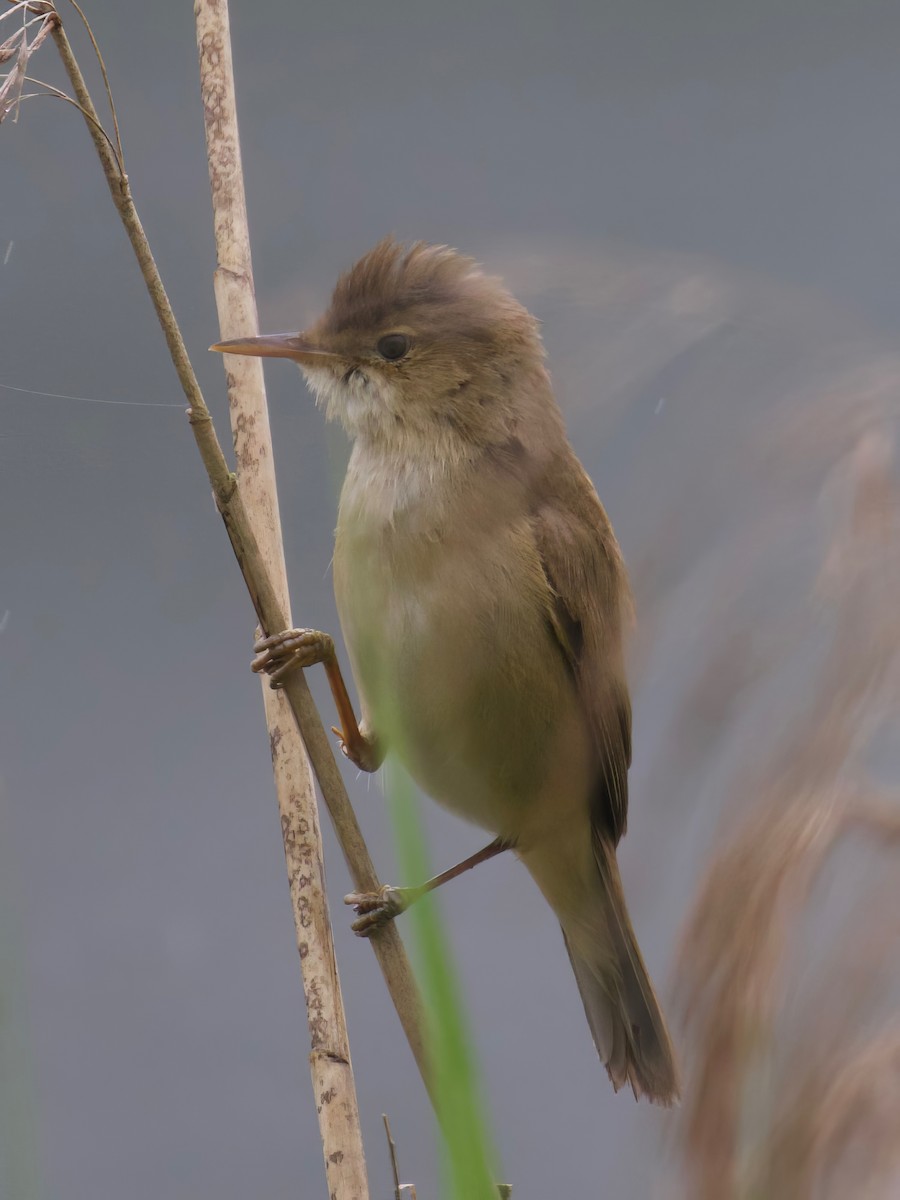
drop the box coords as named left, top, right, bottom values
left=530, top=457, right=633, bottom=844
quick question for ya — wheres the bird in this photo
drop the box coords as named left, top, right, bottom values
left=211, top=237, right=680, bottom=1105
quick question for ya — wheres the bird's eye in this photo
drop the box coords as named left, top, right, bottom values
left=376, top=333, right=410, bottom=361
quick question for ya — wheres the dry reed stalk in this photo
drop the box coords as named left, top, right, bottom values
left=194, top=1, right=367, bottom=1194
left=17, top=0, right=433, bottom=1131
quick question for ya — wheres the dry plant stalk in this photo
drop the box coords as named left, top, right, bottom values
left=6, top=0, right=437, bottom=1173
left=194, top=1, right=367, bottom=1195
left=676, top=425, right=900, bottom=1200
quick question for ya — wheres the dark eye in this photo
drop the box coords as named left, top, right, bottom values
left=376, top=333, right=410, bottom=361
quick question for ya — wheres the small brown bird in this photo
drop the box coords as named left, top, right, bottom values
left=212, top=238, right=680, bottom=1105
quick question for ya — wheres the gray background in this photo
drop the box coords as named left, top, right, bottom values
left=2, top=3, right=899, bottom=1197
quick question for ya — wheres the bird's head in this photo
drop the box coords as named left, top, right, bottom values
left=211, top=237, right=546, bottom=459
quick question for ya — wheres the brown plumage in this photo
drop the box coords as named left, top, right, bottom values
left=215, top=238, right=680, bottom=1105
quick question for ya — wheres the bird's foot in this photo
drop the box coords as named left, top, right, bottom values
left=252, top=628, right=334, bottom=687
left=344, top=885, right=415, bottom=937
left=330, top=724, right=383, bottom=773
left=252, top=628, right=383, bottom=771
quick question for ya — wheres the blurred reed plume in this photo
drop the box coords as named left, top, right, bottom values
left=674, top=408, right=900, bottom=1198
left=498, top=241, right=900, bottom=1197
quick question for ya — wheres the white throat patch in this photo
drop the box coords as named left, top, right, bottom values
left=300, top=363, right=399, bottom=440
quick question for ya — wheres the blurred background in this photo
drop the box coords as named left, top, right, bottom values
left=2, top=2, right=899, bottom=1197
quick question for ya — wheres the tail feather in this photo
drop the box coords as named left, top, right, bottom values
left=563, top=837, right=680, bottom=1106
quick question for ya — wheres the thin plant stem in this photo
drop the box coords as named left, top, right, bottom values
left=21, top=74, right=121, bottom=162
left=65, top=0, right=122, bottom=165
left=44, top=0, right=433, bottom=1108
left=383, top=1114, right=403, bottom=1200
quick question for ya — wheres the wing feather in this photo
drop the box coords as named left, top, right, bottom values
left=531, top=456, right=633, bottom=844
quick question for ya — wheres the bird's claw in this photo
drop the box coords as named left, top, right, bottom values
left=251, top=628, right=334, bottom=688
left=344, top=885, right=410, bottom=937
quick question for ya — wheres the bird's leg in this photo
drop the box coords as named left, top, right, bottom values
left=345, top=836, right=513, bottom=937
left=251, top=629, right=384, bottom=772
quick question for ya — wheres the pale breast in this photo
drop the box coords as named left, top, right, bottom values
left=333, top=462, right=593, bottom=837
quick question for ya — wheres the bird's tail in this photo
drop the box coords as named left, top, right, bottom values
left=560, top=836, right=680, bottom=1106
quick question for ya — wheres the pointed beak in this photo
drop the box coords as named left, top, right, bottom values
left=209, top=332, right=337, bottom=366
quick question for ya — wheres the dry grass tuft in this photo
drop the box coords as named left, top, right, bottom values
left=0, top=2, right=56, bottom=124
